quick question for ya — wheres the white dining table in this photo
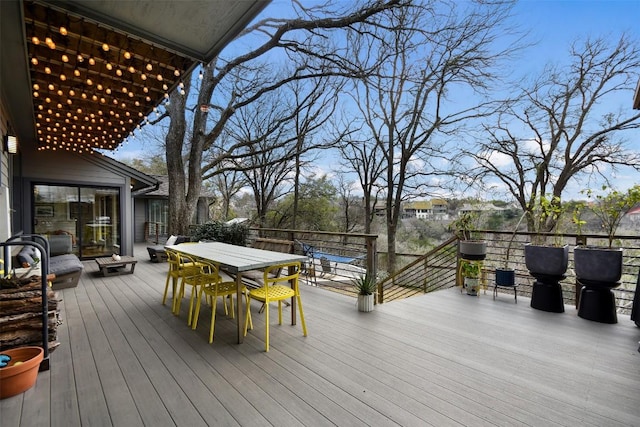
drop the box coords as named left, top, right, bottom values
left=165, top=242, right=308, bottom=343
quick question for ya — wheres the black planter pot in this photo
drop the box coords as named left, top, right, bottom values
left=495, top=268, right=515, bottom=286
left=574, top=246, right=623, bottom=324
left=459, top=240, right=487, bottom=261
left=525, top=244, right=568, bottom=313
left=524, top=244, right=569, bottom=279
left=574, top=246, right=623, bottom=284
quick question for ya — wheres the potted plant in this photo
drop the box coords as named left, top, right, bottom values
left=460, top=260, right=481, bottom=296
left=0, top=346, right=44, bottom=399
left=352, top=274, right=376, bottom=312
left=450, top=212, right=487, bottom=260
left=495, top=210, right=527, bottom=286
left=524, top=194, right=569, bottom=279
left=574, top=185, right=640, bottom=284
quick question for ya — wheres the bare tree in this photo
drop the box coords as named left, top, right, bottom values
left=346, top=0, right=519, bottom=272
left=227, top=90, right=298, bottom=226
left=467, top=34, right=640, bottom=232
left=337, top=128, right=385, bottom=234
left=153, top=0, right=406, bottom=235
left=286, top=76, right=344, bottom=229
left=208, top=163, right=247, bottom=220
left=335, top=173, right=365, bottom=235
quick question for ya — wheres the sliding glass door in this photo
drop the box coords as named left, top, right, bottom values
left=33, top=184, right=121, bottom=258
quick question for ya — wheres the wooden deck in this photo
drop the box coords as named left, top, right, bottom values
left=2, top=246, right=640, bottom=426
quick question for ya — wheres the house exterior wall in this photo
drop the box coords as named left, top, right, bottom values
left=0, top=101, right=11, bottom=242
left=134, top=198, right=147, bottom=243
left=16, top=147, right=134, bottom=256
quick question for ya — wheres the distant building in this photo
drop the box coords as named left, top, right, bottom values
left=403, top=199, right=449, bottom=220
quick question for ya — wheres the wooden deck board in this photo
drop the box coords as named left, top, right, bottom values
left=2, top=244, right=639, bottom=427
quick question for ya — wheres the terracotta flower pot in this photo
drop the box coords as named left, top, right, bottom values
left=0, top=346, right=44, bottom=399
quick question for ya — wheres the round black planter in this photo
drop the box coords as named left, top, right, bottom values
left=459, top=240, right=487, bottom=261
left=574, top=246, right=623, bottom=324
left=495, top=268, right=515, bottom=286
left=524, top=244, right=568, bottom=313
left=524, top=244, right=569, bottom=279
left=574, top=246, right=622, bottom=284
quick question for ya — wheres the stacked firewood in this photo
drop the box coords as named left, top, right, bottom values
left=0, top=276, right=61, bottom=352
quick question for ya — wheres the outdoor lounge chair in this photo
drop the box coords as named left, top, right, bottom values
left=147, top=235, right=190, bottom=262
left=297, top=240, right=366, bottom=278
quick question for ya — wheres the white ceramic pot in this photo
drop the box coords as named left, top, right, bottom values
left=357, top=294, right=374, bottom=312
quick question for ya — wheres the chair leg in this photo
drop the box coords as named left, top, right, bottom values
left=244, top=297, right=252, bottom=336
left=209, top=295, right=218, bottom=343
left=246, top=293, right=253, bottom=331
left=297, top=294, right=307, bottom=337
left=265, top=299, right=270, bottom=352
left=228, top=294, right=235, bottom=319
left=173, top=278, right=185, bottom=315
left=162, top=274, right=171, bottom=305
left=187, top=286, right=198, bottom=326
left=192, top=287, right=204, bottom=330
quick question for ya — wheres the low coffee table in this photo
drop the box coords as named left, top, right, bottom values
left=95, top=256, right=137, bottom=277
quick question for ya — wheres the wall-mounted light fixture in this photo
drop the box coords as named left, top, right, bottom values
left=4, top=134, right=18, bottom=154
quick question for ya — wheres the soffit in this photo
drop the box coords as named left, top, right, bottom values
left=2, top=0, right=269, bottom=153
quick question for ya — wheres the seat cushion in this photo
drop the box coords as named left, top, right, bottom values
left=49, top=254, right=84, bottom=276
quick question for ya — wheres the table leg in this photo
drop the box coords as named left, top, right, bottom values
left=236, top=273, right=244, bottom=344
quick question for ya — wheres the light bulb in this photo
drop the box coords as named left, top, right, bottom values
left=124, top=51, right=131, bottom=60
left=59, top=26, right=68, bottom=36
left=102, top=43, right=109, bottom=51
left=32, top=36, right=40, bottom=45
left=146, top=63, right=152, bottom=71
left=31, top=57, right=38, bottom=65
left=60, top=74, right=66, bottom=81
left=61, top=54, right=69, bottom=62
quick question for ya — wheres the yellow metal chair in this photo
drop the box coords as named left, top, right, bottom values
left=172, top=253, right=206, bottom=325
left=162, top=249, right=199, bottom=308
left=191, top=260, right=253, bottom=343
left=244, top=261, right=307, bottom=352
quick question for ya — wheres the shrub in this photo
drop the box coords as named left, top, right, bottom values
left=191, top=221, right=249, bottom=246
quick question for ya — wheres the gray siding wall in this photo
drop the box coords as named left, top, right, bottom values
left=134, top=198, right=146, bottom=243
left=19, top=147, right=134, bottom=256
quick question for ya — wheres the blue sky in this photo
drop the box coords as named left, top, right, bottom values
left=111, top=0, right=640, bottom=198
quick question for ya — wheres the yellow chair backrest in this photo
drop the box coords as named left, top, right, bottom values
left=263, top=261, right=301, bottom=291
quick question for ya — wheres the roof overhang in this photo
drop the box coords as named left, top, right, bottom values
left=1, top=0, right=269, bottom=153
